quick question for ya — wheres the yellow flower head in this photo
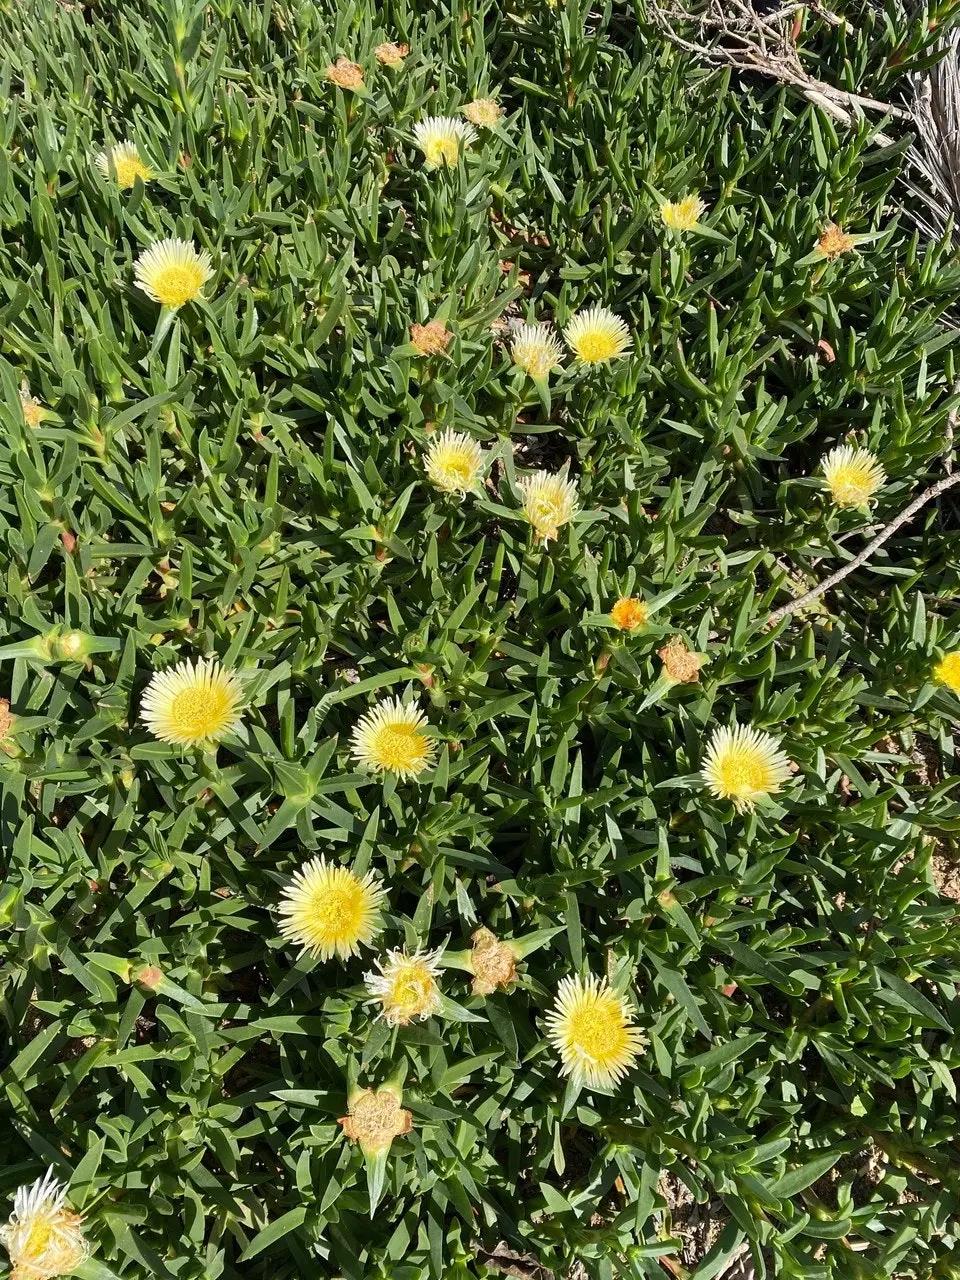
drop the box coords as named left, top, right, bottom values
left=278, top=856, right=385, bottom=961
left=413, top=116, right=477, bottom=168
left=463, top=98, right=503, bottom=128
left=410, top=321, right=451, bottom=355
left=140, top=658, right=243, bottom=747
left=545, top=974, right=644, bottom=1090
left=817, top=223, right=856, bottom=259
left=660, top=193, right=706, bottom=232
left=511, top=323, right=564, bottom=380
left=19, top=382, right=45, bottom=429
left=610, top=596, right=647, bottom=631
left=96, top=139, right=154, bottom=189
left=339, top=1087, right=412, bottom=1153
left=563, top=306, right=631, bottom=364
left=424, top=428, right=484, bottom=495
left=327, top=57, right=365, bottom=89
left=134, top=238, right=213, bottom=309
left=658, top=637, right=701, bottom=684
left=518, top=470, right=579, bottom=544
left=350, top=696, right=435, bottom=779
left=701, top=725, right=793, bottom=813
left=365, top=947, right=443, bottom=1025
left=469, top=927, right=517, bottom=996
left=375, top=41, right=409, bottom=66
left=933, top=651, right=960, bottom=693
left=821, top=446, right=885, bottom=509
left=0, top=1168, right=90, bottom=1280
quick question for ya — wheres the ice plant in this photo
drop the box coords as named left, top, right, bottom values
left=816, top=223, right=856, bottom=259
left=701, top=725, right=793, bottom=813
left=96, top=139, right=153, bottom=188
left=660, top=193, right=706, bottom=231
left=510, top=323, right=564, bottom=379
left=821, top=446, right=886, bottom=508
left=933, top=651, right=960, bottom=693
left=658, top=637, right=701, bottom=684
left=140, top=658, right=243, bottom=747
left=563, top=306, right=631, bottom=364
left=326, top=57, right=364, bottom=89
left=0, top=1167, right=90, bottom=1280
left=545, top=973, right=644, bottom=1090
left=375, top=41, right=408, bottom=65
left=610, top=596, right=647, bottom=631
left=410, top=321, right=451, bottom=355
left=423, top=429, right=484, bottom=495
left=134, top=238, right=213, bottom=309
left=277, top=856, right=385, bottom=961
left=19, top=382, right=44, bottom=428
left=518, top=470, right=579, bottom=544
left=463, top=98, right=503, bottom=127
left=365, top=948, right=443, bottom=1024
left=412, top=116, right=476, bottom=167
left=350, top=696, right=435, bottom=779
left=468, top=927, right=517, bottom=995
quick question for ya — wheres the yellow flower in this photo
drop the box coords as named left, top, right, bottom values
left=701, top=725, right=793, bottom=813
left=0, top=1168, right=90, bottom=1280
left=326, top=57, right=365, bottom=89
left=365, top=948, right=443, bottom=1024
left=469, top=927, right=517, bottom=996
left=350, top=696, right=435, bottom=779
left=511, top=323, right=564, bottom=379
left=660, top=193, right=706, bottom=231
left=375, top=41, right=408, bottom=66
left=518, top=470, right=579, bottom=544
left=610, top=597, right=647, bottom=631
left=412, top=116, right=477, bottom=167
left=545, top=974, right=644, bottom=1090
left=277, top=856, right=385, bottom=961
left=410, top=321, right=451, bottom=355
left=339, top=1086, right=412, bottom=1153
left=19, top=382, right=45, bottom=428
left=817, top=223, right=856, bottom=259
left=821, top=446, right=885, bottom=508
left=95, top=139, right=154, bottom=189
left=424, top=428, right=484, bottom=495
left=463, top=98, right=503, bottom=127
left=563, top=306, right=631, bottom=364
left=134, top=238, right=213, bottom=309
left=140, top=658, right=243, bottom=747
left=658, top=637, right=701, bottom=684
left=933, top=651, right=960, bottom=693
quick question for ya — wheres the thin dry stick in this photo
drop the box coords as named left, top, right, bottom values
left=768, top=472, right=960, bottom=625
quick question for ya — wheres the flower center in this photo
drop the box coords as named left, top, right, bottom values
left=370, top=724, right=429, bottom=772
left=525, top=350, right=556, bottom=378
left=115, top=157, right=150, bottom=188
left=575, top=331, right=619, bottom=363
left=169, top=686, right=234, bottom=741
left=152, top=264, right=204, bottom=308
left=309, top=883, right=364, bottom=937
left=425, top=137, right=459, bottom=166
left=389, top=963, right=435, bottom=1017
left=24, top=1218, right=53, bottom=1259
left=716, top=751, right=768, bottom=797
left=831, top=469, right=871, bottom=504
left=568, top=1002, right=626, bottom=1063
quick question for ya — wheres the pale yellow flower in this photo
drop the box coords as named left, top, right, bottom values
left=413, top=116, right=476, bottom=167
left=339, top=1087, right=412, bottom=1153
left=821, top=446, right=885, bottom=508
left=545, top=974, right=644, bottom=1090
left=278, top=856, right=385, bottom=961
left=327, top=57, right=364, bottom=90
left=375, top=42, right=408, bottom=66
left=511, top=323, right=564, bottom=379
left=610, top=597, right=647, bottom=631
left=660, top=193, right=706, bottom=232
left=933, top=651, right=960, bottom=693
left=134, top=238, right=213, bottom=309
left=0, top=1168, right=90, bottom=1280
left=518, top=470, right=579, bottom=544
left=563, top=306, right=631, bottom=364
left=350, top=696, right=435, bottom=779
left=140, top=658, right=243, bottom=747
left=817, top=223, right=856, bottom=259
left=96, top=139, right=154, bottom=189
left=424, top=429, right=484, bottom=495
left=701, top=725, right=793, bottom=812
left=365, top=948, right=443, bottom=1024
left=463, top=98, right=503, bottom=128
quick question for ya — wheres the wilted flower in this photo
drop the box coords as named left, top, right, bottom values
left=564, top=306, right=631, bottom=364
left=365, top=948, right=443, bottom=1024
left=424, top=429, right=484, bottom=494
left=821, top=446, right=885, bottom=508
left=19, top=382, right=45, bottom=428
left=326, top=57, right=364, bottom=90
left=933, top=651, right=960, bottom=693
left=0, top=1167, right=90, bottom=1280
left=340, top=1085, right=412, bottom=1153
left=816, top=223, right=856, bottom=259
left=545, top=974, right=644, bottom=1090
left=134, top=238, right=213, bottom=309
left=140, top=658, right=243, bottom=747
left=511, top=323, right=564, bottom=379
left=463, top=98, right=503, bottom=127
left=701, top=725, right=793, bottom=812
left=660, top=193, right=706, bottom=231
left=413, top=116, right=476, bottom=167
left=96, top=139, right=153, bottom=189
left=375, top=41, right=408, bottom=66
left=410, top=321, right=451, bottom=355
left=468, top=927, right=518, bottom=995
left=610, top=597, right=647, bottom=631
left=351, top=696, right=435, bottom=779
left=518, top=470, right=579, bottom=544
left=658, top=637, right=701, bottom=684
left=278, top=857, right=385, bottom=961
